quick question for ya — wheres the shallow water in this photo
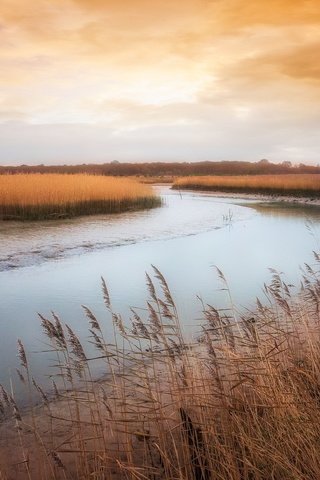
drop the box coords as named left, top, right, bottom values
left=1, top=186, right=320, bottom=402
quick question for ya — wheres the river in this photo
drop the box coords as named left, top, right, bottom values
left=1, top=186, right=320, bottom=402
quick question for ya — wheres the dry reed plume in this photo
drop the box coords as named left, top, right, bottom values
left=0, top=174, right=160, bottom=220
left=173, top=174, right=320, bottom=197
left=1, top=257, right=320, bottom=479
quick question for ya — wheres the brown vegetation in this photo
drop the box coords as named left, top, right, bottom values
left=173, top=174, right=320, bottom=197
left=0, top=174, right=160, bottom=220
left=1, top=257, right=320, bottom=479
left=1, top=160, right=320, bottom=178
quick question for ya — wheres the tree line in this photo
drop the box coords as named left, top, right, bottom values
left=1, top=160, right=319, bottom=176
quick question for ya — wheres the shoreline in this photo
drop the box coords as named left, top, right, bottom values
left=171, top=186, right=320, bottom=206
left=0, top=197, right=162, bottom=222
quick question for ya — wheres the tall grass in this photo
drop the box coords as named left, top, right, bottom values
left=1, top=258, right=320, bottom=479
left=173, top=174, right=320, bottom=197
left=0, top=174, right=161, bottom=220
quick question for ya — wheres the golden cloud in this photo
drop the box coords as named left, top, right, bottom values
left=0, top=0, right=319, bottom=163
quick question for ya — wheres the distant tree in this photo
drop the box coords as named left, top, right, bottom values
left=281, top=161, right=292, bottom=168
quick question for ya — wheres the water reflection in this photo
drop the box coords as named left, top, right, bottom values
left=245, top=201, right=320, bottom=220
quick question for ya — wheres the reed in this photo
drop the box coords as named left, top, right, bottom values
left=0, top=174, right=161, bottom=220
left=173, top=174, right=320, bottom=197
left=1, top=257, right=320, bottom=479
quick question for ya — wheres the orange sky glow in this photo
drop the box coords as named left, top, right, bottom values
left=0, top=0, right=319, bottom=164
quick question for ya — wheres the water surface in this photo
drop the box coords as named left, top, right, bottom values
left=1, top=186, right=319, bottom=402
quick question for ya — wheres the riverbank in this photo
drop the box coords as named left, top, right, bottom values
left=0, top=174, right=161, bottom=221
left=1, top=260, right=320, bottom=479
left=176, top=188, right=320, bottom=206
left=172, top=174, right=320, bottom=202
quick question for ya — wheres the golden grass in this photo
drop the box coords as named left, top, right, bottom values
left=1, top=259, right=320, bottom=479
left=173, top=174, right=320, bottom=197
left=135, top=175, right=176, bottom=184
left=0, top=174, right=161, bottom=220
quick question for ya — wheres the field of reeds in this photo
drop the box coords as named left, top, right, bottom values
left=135, top=175, right=176, bottom=184
left=0, top=174, right=161, bottom=220
left=173, top=174, right=320, bottom=197
left=1, top=257, right=320, bottom=479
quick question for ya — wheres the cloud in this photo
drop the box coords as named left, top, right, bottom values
left=0, top=0, right=319, bottom=163
left=222, top=41, right=320, bottom=86
left=212, top=0, right=320, bottom=31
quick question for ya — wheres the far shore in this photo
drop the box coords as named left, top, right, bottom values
left=171, top=186, right=320, bottom=206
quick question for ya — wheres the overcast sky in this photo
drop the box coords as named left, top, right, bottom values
left=0, top=0, right=319, bottom=165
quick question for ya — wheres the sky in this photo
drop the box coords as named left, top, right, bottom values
left=0, top=0, right=319, bottom=165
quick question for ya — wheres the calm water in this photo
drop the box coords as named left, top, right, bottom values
left=1, top=186, right=320, bottom=401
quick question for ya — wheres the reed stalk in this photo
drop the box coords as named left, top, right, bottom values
left=1, top=257, right=320, bottom=478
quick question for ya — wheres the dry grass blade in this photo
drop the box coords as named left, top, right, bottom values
left=65, top=325, right=86, bottom=362
left=151, top=265, right=175, bottom=307
left=101, top=277, right=111, bottom=310
left=17, top=340, right=28, bottom=370
left=82, top=305, right=100, bottom=331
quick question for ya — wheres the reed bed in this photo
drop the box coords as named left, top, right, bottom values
left=0, top=174, right=161, bottom=220
left=1, top=257, right=320, bottom=479
left=173, top=174, right=320, bottom=197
